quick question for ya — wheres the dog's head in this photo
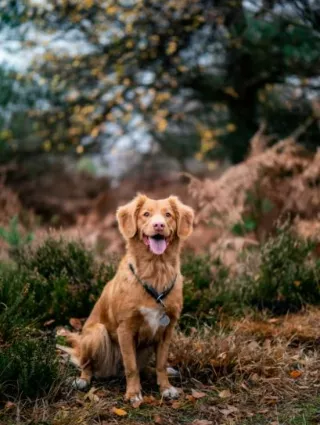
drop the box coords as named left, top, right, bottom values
left=116, top=194, right=194, bottom=255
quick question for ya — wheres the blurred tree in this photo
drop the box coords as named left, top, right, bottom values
left=186, top=0, right=320, bottom=162
left=0, top=0, right=319, bottom=167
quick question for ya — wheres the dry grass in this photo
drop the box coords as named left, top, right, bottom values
left=2, top=308, right=320, bottom=425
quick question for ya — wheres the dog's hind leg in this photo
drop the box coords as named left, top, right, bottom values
left=72, top=323, right=120, bottom=390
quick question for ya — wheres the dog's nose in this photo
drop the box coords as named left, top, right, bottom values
left=153, top=222, right=165, bottom=231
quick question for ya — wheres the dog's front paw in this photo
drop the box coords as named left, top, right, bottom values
left=71, top=377, right=90, bottom=391
left=161, top=386, right=180, bottom=399
left=125, top=391, right=143, bottom=405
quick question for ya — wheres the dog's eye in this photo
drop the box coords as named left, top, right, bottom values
left=165, top=212, right=171, bottom=218
left=143, top=212, right=150, bottom=217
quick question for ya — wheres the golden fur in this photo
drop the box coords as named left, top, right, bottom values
left=62, top=194, right=194, bottom=403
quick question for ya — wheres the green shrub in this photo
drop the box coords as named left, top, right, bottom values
left=247, top=226, right=320, bottom=313
left=0, top=237, right=113, bottom=402
left=182, top=255, right=237, bottom=325
left=182, top=226, right=320, bottom=321
left=0, top=238, right=116, bottom=334
left=0, top=337, right=60, bottom=399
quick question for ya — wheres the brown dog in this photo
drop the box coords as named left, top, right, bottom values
left=62, top=194, right=194, bottom=403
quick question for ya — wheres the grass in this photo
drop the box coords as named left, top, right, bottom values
left=243, top=397, right=320, bottom=424
left=1, top=228, right=320, bottom=424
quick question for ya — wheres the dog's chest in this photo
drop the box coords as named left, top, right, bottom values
left=139, top=307, right=164, bottom=337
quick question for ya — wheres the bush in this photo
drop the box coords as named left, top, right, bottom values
left=247, top=226, right=320, bottom=314
left=181, top=255, right=240, bottom=326
left=9, top=237, right=116, bottom=324
left=0, top=337, right=60, bottom=399
left=181, top=226, right=320, bottom=321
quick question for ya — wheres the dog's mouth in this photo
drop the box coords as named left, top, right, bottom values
left=143, top=234, right=168, bottom=255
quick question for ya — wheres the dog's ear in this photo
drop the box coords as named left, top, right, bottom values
left=116, top=193, right=147, bottom=239
left=169, top=196, right=194, bottom=239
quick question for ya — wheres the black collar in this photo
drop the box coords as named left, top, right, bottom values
left=129, top=263, right=177, bottom=307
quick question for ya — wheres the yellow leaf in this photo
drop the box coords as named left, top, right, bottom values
left=106, top=5, right=117, bottom=15
left=43, top=140, right=51, bottom=152
left=223, top=87, right=239, bottom=98
left=76, top=145, right=84, bottom=154
left=84, top=387, right=99, bottom=402
left=0, top=129, right=12, bottom=139
left=156, top=118, right=168, bottom=132
left=226, top=123, right=237, bottom=132
left=126, top=40, right=134, bottom=48
left=112, top=407, right=128, bottom=416
left=166, top=41, right=177, bottom=55
left=83, top=0, right=94, bottom=8
left=90, top=127, right=100, bottom=138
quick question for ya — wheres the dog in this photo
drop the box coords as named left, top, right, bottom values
left=59, top=194, right=194, bottom=404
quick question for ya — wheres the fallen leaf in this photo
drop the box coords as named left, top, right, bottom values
left=290, top=370, right=303, bottom=379
left=112, top=407, right=128, bottom=416
left=154, top=414, right=162, bottom=424
left=69, top=318, right=83, bottom=331
left=143, top=395, right=160, bottom=406
left=220, top=405, right=239, bottom=416
left=84, top=387, right=99, bottom=402
left=171, top=400, right=182, bottom=409
left=191, top=420, right=213, bottom=425
left=218, top=389, right=231, bottom=398
left=185, top=395, right=196, bottom=403
left=191, top=389, right=206, bottom=399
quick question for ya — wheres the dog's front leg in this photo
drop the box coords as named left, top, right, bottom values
left=156, top=323, right=179, bottom=399
left=117, top=324, right=142, bottom=404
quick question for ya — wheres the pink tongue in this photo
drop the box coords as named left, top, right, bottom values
left=148, top=237, right=167, bottom=255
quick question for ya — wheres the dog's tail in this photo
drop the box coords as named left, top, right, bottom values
left=56, top=330, right=82, bottom=368
left=57, top=324, right=121, bottom=378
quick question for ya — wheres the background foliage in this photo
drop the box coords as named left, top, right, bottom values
left=0, top=0, right=319, bottom=171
